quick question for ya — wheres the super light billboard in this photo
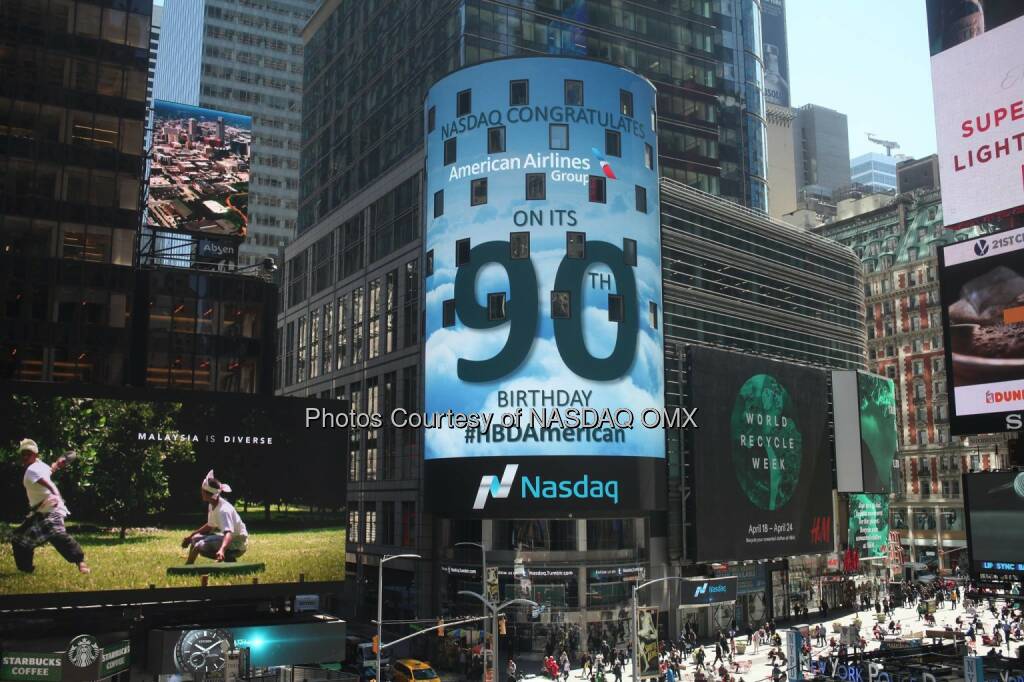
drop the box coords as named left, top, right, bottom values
left=688, top=347, right=833, bottom=561
left=939, top=226, right=1024, bottom=434
left=963, top=470, right=1024, bottom=577
left=147, top=100, right=251, bottom=239
left=0, top=384, right=346, bottom=606
left=423, top=57, right=665, bottom=517
left=926, top=1, right=1024, bottom=228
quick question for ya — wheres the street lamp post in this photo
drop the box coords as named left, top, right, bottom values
left=455, top=541, right=488, bottom=682
left=631, top=577, right=693, bottom=682
left=379, top=553, right=421, bottom=682
left=459, top=592, right=538, bottom=682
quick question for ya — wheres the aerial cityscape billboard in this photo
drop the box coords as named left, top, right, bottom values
left=939, top=226, right=1024, bottom=434
left=688, top=347, right=834, bottom=562
left=761, top=0, right=791, bottom=107
left=147, top=100, right=251, bottom=240
left=963, top=470, right=1024, bottom=576
left=0, top=384, right=346, bottom=605
left=422, top=58, right=665, bottom=517
left=926, top=2, right=1024, bottom=228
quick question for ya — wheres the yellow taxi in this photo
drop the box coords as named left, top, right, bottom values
left=391, top=659, right=440, bottom=682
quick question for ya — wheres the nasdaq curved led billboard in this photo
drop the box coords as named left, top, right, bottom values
left=423, top=58, right=665, bottom=516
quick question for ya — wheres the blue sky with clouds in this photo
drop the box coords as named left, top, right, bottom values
left=786, top=0, right=936, bottom=160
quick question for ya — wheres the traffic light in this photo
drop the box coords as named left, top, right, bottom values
left=372, top=635, right=379, bottom=655
left=437, top=618, right=445, bottom=637
left=498, top=616, right=507, bottom=636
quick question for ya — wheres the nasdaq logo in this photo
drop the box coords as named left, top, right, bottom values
left=472, top=464, right=519, bottom=510
left=694, top=581, right=728, bottom=599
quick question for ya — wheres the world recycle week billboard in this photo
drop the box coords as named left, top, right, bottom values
left=423, top=57, right=668, bottom=517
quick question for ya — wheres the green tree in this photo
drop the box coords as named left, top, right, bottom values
left=87, top=400, right=194, bottom=539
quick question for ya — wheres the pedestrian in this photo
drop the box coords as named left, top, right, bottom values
left=613, top=657, right=622, bottom=682
left=10, top=440, right=89, bottom=575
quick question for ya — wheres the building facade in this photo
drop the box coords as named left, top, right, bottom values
left=850, top=152, right=898, bottom=193
left=794, top=103, right=851, bottom=199
left=766, top=103, right=797, bottom=219
left=0, top=0, right=152, bottom=384
left=815, top=190, right=1008, bottom=572
left=152, top=0, right=316, bottom=268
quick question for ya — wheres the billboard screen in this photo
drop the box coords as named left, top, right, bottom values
left=761, top=0, right=791, bottom=107
left=688, top=346, right=833, bottom=561
left=423, top=57, right=666, bottom=517
left=963, top=470, right=1024, bottom=576
left=0, top=384, right=346, bottom=606
left=147, top=100, right=251, bottom=240
left=857, top=372, right=898, bottom=493
left=939, top=227, right=1024, bottom=434
left=926, top=2, right=1024, bottom=228
left=847, top=493, right=890, bottom=559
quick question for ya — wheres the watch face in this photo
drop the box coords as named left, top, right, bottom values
left=174, top=628, right=234, bottom=673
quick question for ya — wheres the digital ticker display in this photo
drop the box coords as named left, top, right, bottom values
left=422, top=57, right=666, bottom=517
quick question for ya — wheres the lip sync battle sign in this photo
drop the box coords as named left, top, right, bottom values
left=423, top=57, right=668, bottom=517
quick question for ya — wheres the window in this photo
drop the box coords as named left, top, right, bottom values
left=526, top=173, right=546, bottom=200
left=510, top=80, right=529, bottom=105
left=589, top=176, right=606, bottom=203
left=510, top=232, right=530, bottom=259
left=368, top=279, right=381, bottom=359
left=488, top=293, right=507, bottom=321
left=623, top=238, right=637, bottom=266
left=635, top=185, right=647, bottom=213
left=348, top=509, right=360, bottom=543
left=649, top=301, right=659, bottom=329
left=566, top=232, right=585, bottom=259
left=471, top=178, right=488, bottom=206
left=551, top=291, right=571, bottom=319
left=456, top=238, right=471, bottom=266
left=443, top=138, right=456, bottom=165
left=427, top=106, right=435, bottom=132
left=620, top=89, right=634, bottom=117
left=443, top=299, right=456, bottom=327
left=886, top=366, right=896, bottom=379
left=608, top=295, right=624, bottom=322
left=433, top=190, right=443, bottom=218
left=457, top=89, right=471, bottom=116
left=565, top=80, right=583, bottom=106
left=644, top=143, right=653, bottom=170
left=605, top=129, right=621, bottom=157
left=549, top=124, right=569, bottom=150
left=913, top=360, right=924, bottom=376
left=365, top=509, right=377, bottom=544
left=488, top=126, right=506, bottom=153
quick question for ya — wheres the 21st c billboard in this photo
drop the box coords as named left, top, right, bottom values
left=423, top=57, right=665, bottom=517
left=688, top=347, right=833, bottom=562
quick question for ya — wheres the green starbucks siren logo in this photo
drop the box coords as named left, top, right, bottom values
left=730, top=374, right=803, bottom=510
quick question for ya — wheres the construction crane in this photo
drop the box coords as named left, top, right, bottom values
left=866, top=133, right=900, bottom=156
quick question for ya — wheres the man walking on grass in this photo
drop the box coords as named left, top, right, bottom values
left=10, top=438, right=90, bottom=575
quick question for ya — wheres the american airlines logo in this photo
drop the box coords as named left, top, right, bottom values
left=473, top=464, right=519, bottom=510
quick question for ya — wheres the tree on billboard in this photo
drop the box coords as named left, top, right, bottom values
left=88, top=400, right=194, bottom=539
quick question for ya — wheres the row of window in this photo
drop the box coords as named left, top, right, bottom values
left=432, top=177, right=647, bottom=213
left=347, top=500, right=417, bottom=547
left=431, top=81, right=635, bottom=124
left=10, top=0, right=151, bottom=49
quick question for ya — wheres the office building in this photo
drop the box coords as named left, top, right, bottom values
left=0, top=0, right=152, bottom=384
left=851, top=152, right=898, bottom=193
left=148, top=4, right=162, bottom=103
left=153, top=0, right=316, bottom=268
left=897, top=154, right=940, bottom=194
left=815, top=190, right=1007, bottom=572
left=794, top=104, right=852, bottom=198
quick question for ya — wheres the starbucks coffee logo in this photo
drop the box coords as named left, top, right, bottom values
left=730, top=374, right=802, bottom=510
left=66, top=634, right=101, bottom=668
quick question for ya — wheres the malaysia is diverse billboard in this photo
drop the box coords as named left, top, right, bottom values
left=147, top=100, right=251, bottom=239
left=0, top=384, right=346, bottom=606
left=761, top=0, right=791, bottom=107
left=847, top=493, right=890, bottom=559
left=423, top=57, right=666, bottom=517
left=939, top=226, right=1024, bottom=434
left=963, top=470, right=1024, bottom=576
left=926, top=1, right=1024, bottom=228
left=688, top=347, right=833, bottom=562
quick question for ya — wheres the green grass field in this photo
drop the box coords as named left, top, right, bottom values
left=0, top=524, right=345, bottom=596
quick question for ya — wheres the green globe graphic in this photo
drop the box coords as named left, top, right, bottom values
left=730, top=374, right=803, bottom=510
